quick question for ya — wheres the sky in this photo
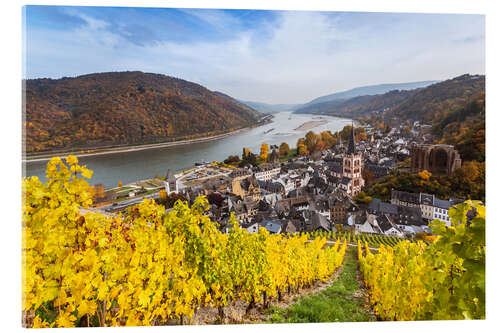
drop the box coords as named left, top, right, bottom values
left=23, top=6, right=485, bottom=104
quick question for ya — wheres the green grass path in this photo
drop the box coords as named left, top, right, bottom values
left=266, top=248, right=376, bottom=323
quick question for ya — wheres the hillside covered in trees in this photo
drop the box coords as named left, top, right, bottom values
left=295, top=74, right=485, bottom=162
left=433, top=92, right=485, bottom=162
left=383, top=74, right=485, bottom=123
left=24, top=71, right=263, bottom=154
left=294, top=74, right=484, bottom=122
left=381, top=75, right=485, bottom=162
left=298, top=80, right=437, bottom=106
left=294, top=90, right=415, bottom=118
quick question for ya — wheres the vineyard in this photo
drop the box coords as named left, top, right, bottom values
left=22, top=156, right=347, bottom=328
left=296, top=230, right=420, bottom=248
left=358, top=200, right=485, bottom=320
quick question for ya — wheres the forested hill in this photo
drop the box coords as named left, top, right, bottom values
left=299, top=80, right=437, bottom=107
left=294, top=74, right=484, bottom=123
left=433, top=92, right=485, bottom=162
left=293, top=89, right=415, bottom=118
left=212, top=91, right=261, bottom=119
left=383, top=74, right=485, bottom=123
left=24, top=71, right=263, bottom=154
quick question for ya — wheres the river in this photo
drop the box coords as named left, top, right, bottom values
left=24, top=112, right=352, bottom=188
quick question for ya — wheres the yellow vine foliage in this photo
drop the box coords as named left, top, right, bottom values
left=358, top=200, right=485, bottom=320
left=22, top=156, right=347, bottom=327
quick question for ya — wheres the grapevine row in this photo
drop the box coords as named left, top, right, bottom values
left=22, top=156, right=347, bottom=327
left=298, top=229, right=410, bottom=248
left=357, top=200, right=485, bottom=320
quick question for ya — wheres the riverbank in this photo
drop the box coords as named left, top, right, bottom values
left=294, top=120, right=328, bottom=131
left=25, top=112, right=351, bottom=188
left=24, top=121, right=270, bottom=163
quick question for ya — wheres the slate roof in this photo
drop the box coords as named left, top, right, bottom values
left=379, top=202, right=399, bottom=215
left=450, top=197, right=465, bottom=206
left=229, top=169, right=251, bottom=178
left=340, top=177, right=351, bottom=185
left=311, top=198, right=329, bottom=212
left=392, top=190, right=420, bottom=205
left=433, top=198, right=452, bottom=210
left=377, top=215, right=401, bottom=233
left=308, top=176, right=328, bottom=193
left=394, top=206, right=424, bottom=226
left=260, top=219, right=282, bottom=234
left=420, top=193, right=434, bottom=206
left=327, top=176, right=341, bottom=185
left=258, top=180, right=284, bottom=193
left=252, top=163, right=280, bottom=173
left=365, top=164, right=389, bottom=177
left=240, top=175, right=259, bottom=191
left=327, top=162, right=344, bottom=174
left=354, top=211, right=382, bottom=233
left=311, top=212, right=331, bottom=231
left=282, top=220, right=297, bottom=233
left=241, top=220, right=259, bottom=229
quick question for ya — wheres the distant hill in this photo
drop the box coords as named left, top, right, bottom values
left=376, top=74, right=484, bottom=162
left=24, top=71, right=263, bottom=154
left=240, top=100, right=299, bottom=114
left=293, top=90, right=415, bottom=117
left=384, top=74, right=485, bottom=123
left=294, top=75, right=484, bottom=123
left=212, top=91, right=262, bottom=119
left=298, top=80, right=438, bottom=110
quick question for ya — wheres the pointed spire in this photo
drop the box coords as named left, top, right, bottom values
left=348, top=122, right=356, bottom=154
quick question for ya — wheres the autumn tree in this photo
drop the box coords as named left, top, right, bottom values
left=259, top=143, right=269, bottom=161
left=362, top=169, right=376, bottom=187
left=320, top=131, right=335, bottom=148
left=312, top=140, right=326, bottom=153
left=91, top=184, right=105, bottom=202
left=156, top=192, right=187, bottom=209
left=297, top=144, right=309, bottom=156
left=242, top=148, right=251, bottom=159
left=279, top=142, right=290, bottom=157
left=339, top=125, right=353, bottom=142
left=452, top=161, right=482, bottom=195
left=354, top=191, right=372, bottom=204
left=296, top=138, right=305, bottom=148
left=356, top=132, right=368, bottom=141
left=304, top=131, right=320, bottom=152
left=241, top=152, right=258, bottom=167
left=418, top=170, right=432, bottom=181
left=224, top=155, right=240, bottom=164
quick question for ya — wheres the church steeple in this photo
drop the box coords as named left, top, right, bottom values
left=347, top=122, right=356, bottom=155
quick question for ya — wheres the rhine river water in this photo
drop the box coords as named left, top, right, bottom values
left=24, top=112, right=352, bottom=188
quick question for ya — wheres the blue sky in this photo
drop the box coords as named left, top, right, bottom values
left=23, top=6, right=485, bottom=104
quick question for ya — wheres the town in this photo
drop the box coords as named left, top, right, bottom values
left=91, top=120, right=471, bottom=239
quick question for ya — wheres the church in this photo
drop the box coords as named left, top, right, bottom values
left=338, top=125, right=364, bottom=197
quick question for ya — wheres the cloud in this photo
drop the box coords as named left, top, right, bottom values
left=75, top=13, right=109, bottom=30
left=24, top=8, right=485, bottom=104
left=179, top=8, right=242, bottom=30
